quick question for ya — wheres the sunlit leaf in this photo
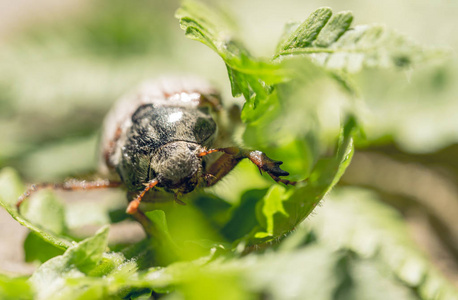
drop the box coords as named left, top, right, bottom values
left=0, top=168, right=73, bottom=250
left=176, top=0, right=289, bottom=123
left=0, top=275, right=33, bottom=300
left=252, top=116, right=356, bottom=242
left=30, top=226, right=111, bottom=300
left=275, top=8, right=446, bottom=73
left=0, top=2, right=454, bottom=300
left=24, top=232, right=65, bottom=264
left=20, top=190, right=66, bottom=235
left=309, top=187, right=458, bottom=300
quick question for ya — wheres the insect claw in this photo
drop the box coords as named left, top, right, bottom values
left=272, top=168, right=289, bottom=177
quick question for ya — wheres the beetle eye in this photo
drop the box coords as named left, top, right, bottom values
left=194, top=117, right=216, bottom=143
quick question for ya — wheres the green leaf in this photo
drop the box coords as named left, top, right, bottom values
left=310, top=187, right=458, bottom=300
left=275, top=21, right=300, bottom=54
left=338, top=258, right=418, bottom=300
left=254, top=185, right=290, bottom=239
left=278, top=7, right=333, bottom=50
left=176, top=1, right=286, bottom=82
left=220, top=189, right=267, bottom=242
left=144, top=210, right=175, bottom=244
left=30, top=226, right=112, bottom=300
left=192, top=193, right=232, bottom=229
left=0, top=275, right=33, bottom=300
left=312, top=11, right=353, bottom=48
left=239, top=87, right=280, bottom=125
left=0, top=168, right=73, bottom=250
left=144, top=210, right=182, bottom=264
left=275, top=8, right=444, bottom=73
left=20, top=190, right=66, bottom=234
left=175, top=2, right=363, bottom=133
left=176, top=0, right=288, bottom=124
left=253, top=116, right=356, bottom=241
left=65, top=226, right=110, bottom=274
left=248, top=244, right=345, bottom=300
left=24, top=232, right=65, bottom=264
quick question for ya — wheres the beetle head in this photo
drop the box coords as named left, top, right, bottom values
left=151, top=141, right=203, bottom=194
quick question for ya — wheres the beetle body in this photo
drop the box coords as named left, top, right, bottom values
left=99, top=77, right=225, bottom=197
left=96, top=76, right=293, bottom=215
left=17, top=76, right=292, bottom=227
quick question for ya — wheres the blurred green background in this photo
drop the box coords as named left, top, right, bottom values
left=0, top=0, right=457, bottom=298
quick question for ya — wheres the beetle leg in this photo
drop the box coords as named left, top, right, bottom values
left=203, top=153, right=240, bottom=186
left=103, top=122, right=123, bottom=170
left=202, top=147, right=296, bottom=187
left=126, top=179, right=159, bottom=214
left=16, top=179, right=122, bottom=210
left=241, top=149, right=297, bottom=186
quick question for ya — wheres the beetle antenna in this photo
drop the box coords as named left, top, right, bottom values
left=16, top=179, right=122, bottom=210
left=126, top=179, right=159, bottom=214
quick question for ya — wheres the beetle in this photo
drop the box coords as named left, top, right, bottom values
left=17, top=76, right=294, bottom=232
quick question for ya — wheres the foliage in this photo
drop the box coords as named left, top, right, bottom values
left=0, top=0, right=456, bottom=299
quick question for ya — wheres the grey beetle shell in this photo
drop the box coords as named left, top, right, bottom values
left=99, top=76, right=222, bottom=193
